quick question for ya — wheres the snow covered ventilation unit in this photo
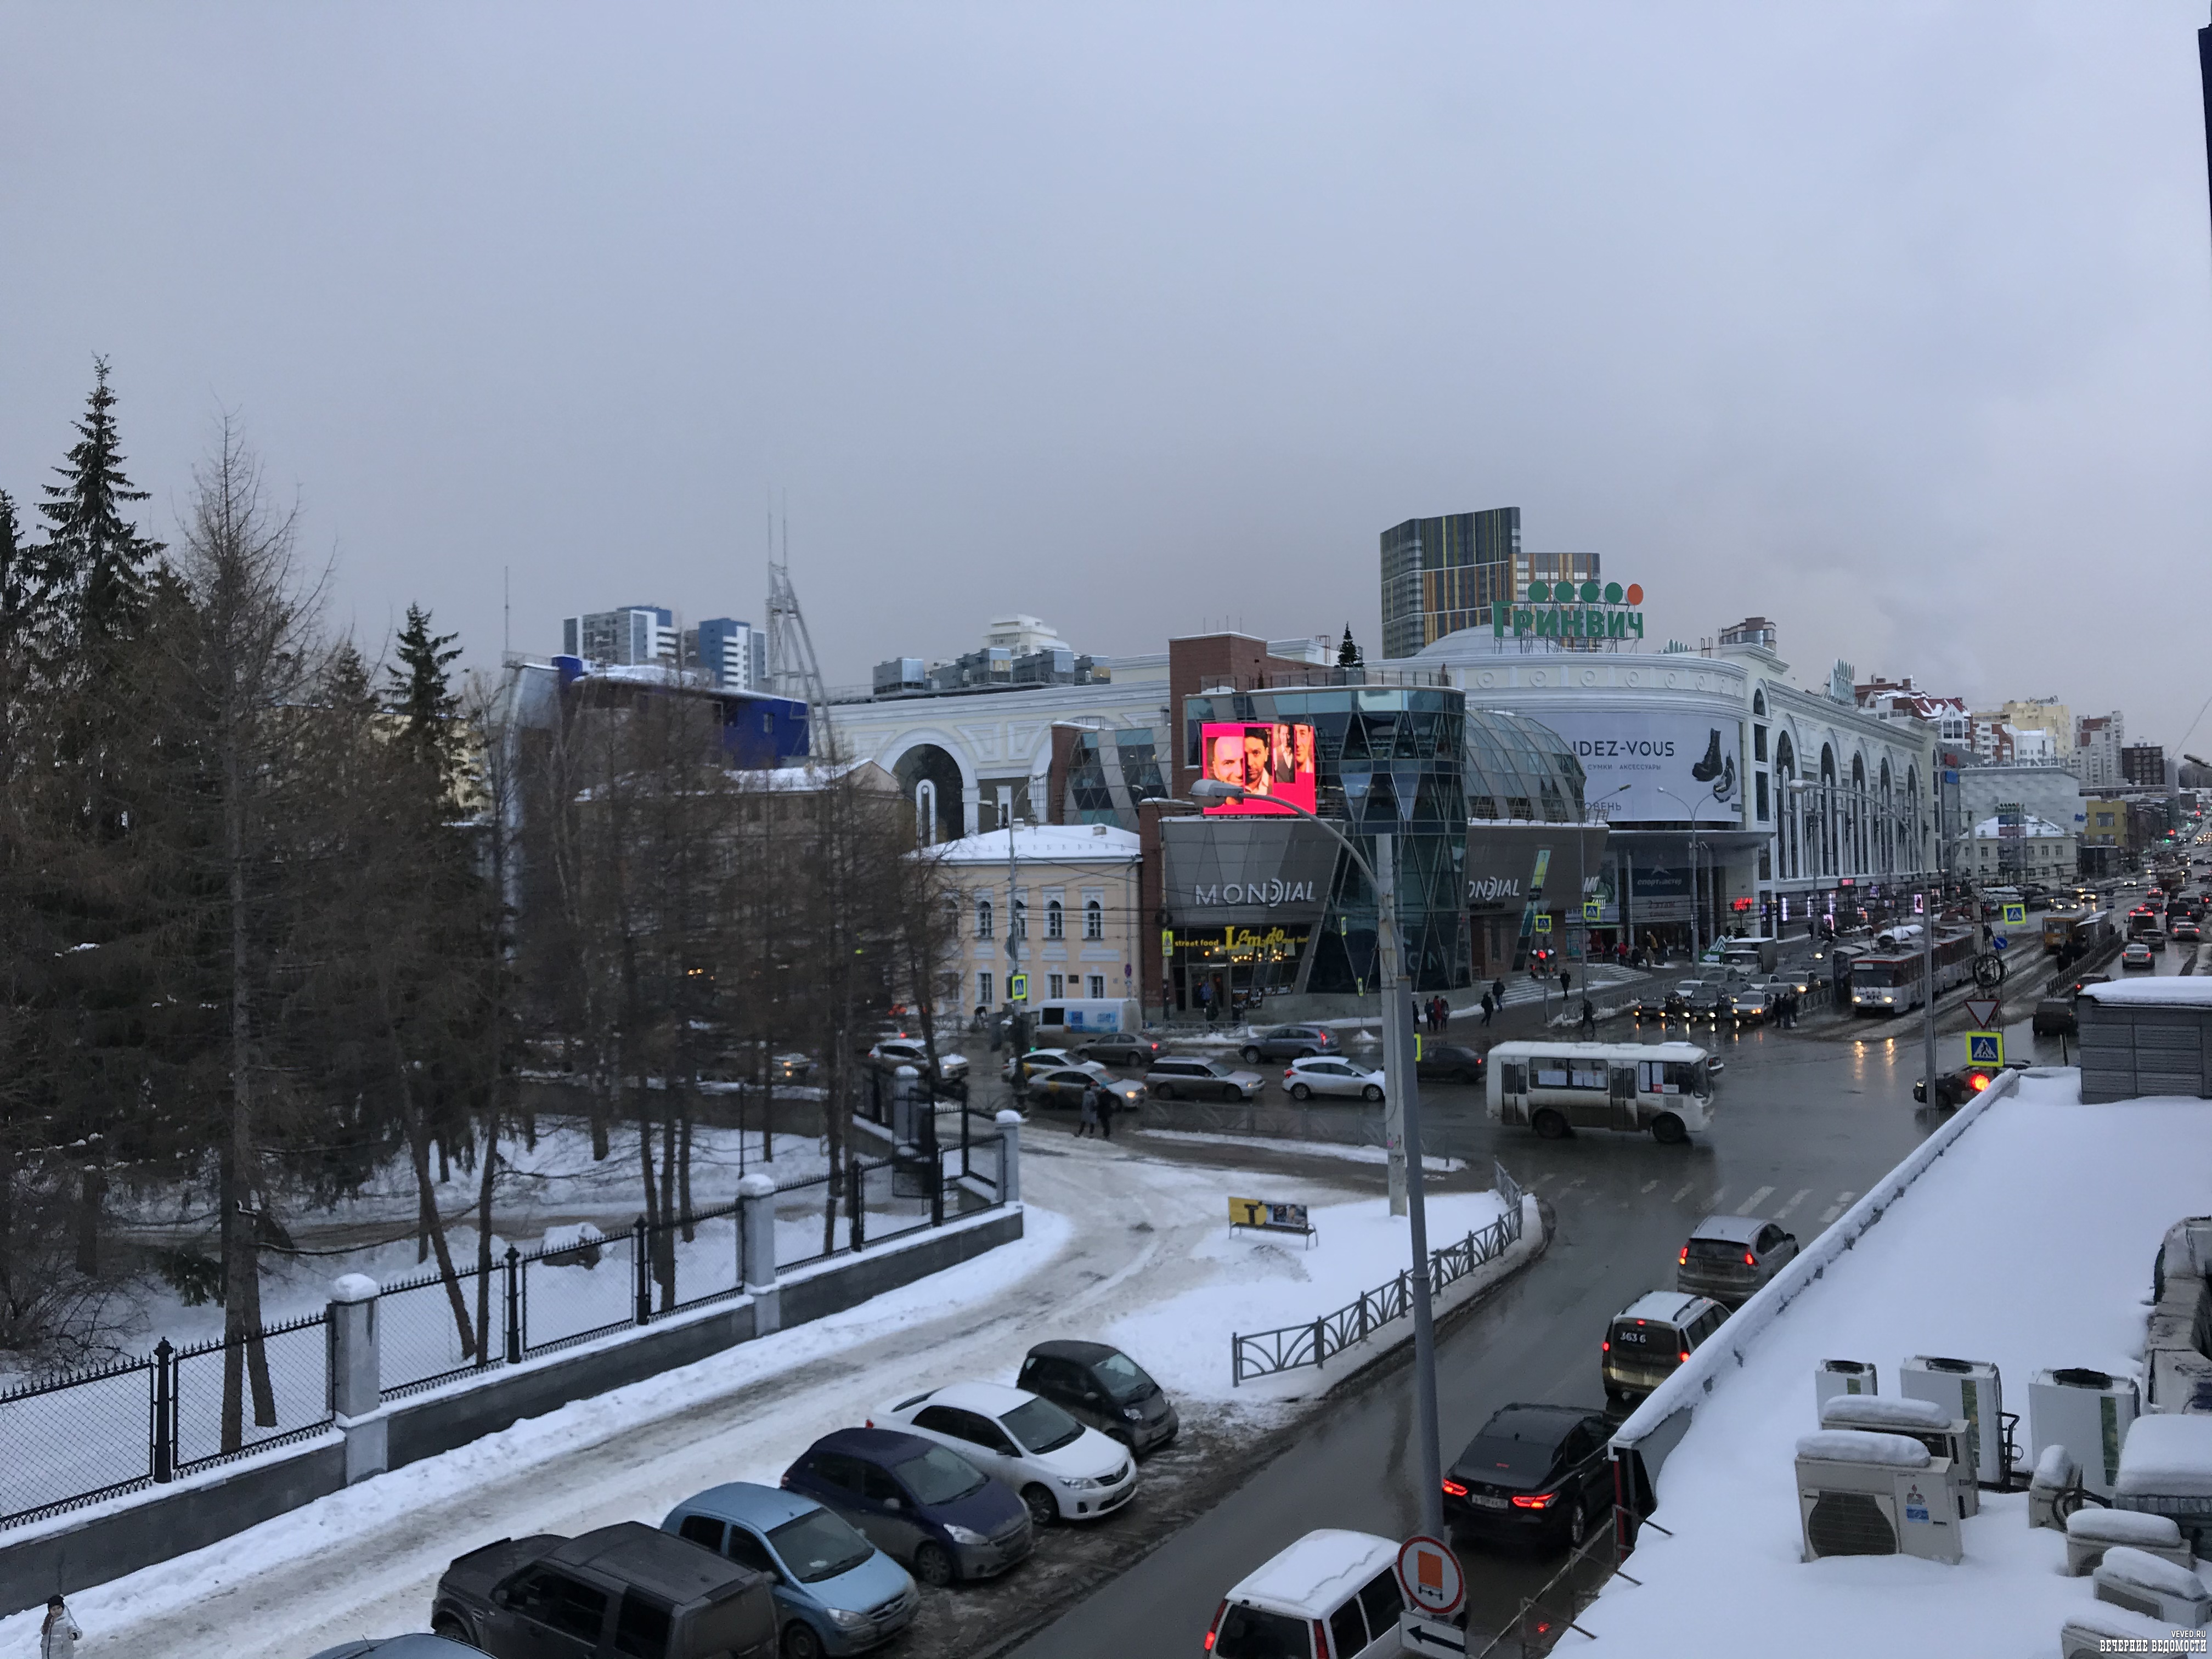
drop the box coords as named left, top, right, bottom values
left=2114, top=1412, right=2212, bottom=1556
left=1794, top=1430, right=1961, bottom=1565
left=2065, top=1509, right=2193, bottom=1577
left=2092, top=1546, right=2212, bottom=1627
left=1812, top=1359, right=1877, bottom=1413
left=1818, top=1395, right=1977, bottom=1519
left=1900, top=1355, right=2007, bottom=1488
left=2030, top=1368, right=2139, bottom=1502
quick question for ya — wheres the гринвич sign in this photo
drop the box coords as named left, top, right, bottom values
left=1493, top=579, right=1645, bottom=641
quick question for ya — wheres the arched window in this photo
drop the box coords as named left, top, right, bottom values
left=1013, top=898, right=1028, bottom=940
left=1753, top=687, right=1767, bottom=717
left=975, top=896, right=994, bottom=940
left=1046, top=898, right=1064, bottom=939
left=1775, top=732, right=1798, bottom=880
left=1085, top=898, right=1104, bottom=940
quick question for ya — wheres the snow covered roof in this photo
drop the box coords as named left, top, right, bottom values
left=927, top=824, right=1141, bottom=865
left=2078, top=978, right=2212, bottom=1009
left=1228, top=1530, right=1399, bottom=1617
left=1972, top=813, right=2069, bottom=838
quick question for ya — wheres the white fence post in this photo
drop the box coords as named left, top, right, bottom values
left=995, top=1109, right=1022, bottom=1205
left=740, top=1173, right=781, bottom=1336
left=329, top=1273, right=385, bottom=1484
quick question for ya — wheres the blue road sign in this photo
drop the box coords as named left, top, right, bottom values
left=1966, top=1031, right=2003, bottom=1066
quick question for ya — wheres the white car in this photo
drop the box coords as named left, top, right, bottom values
left=873, top=1380, right=1135, bottom=1527
left=1205, top=1529, right=1404, bottom=1659
left=867, top=1039, right=968, bottom=1085
left=1283, top=1056, right=1386, bottom=1102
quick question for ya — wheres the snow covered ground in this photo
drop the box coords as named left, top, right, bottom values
left=1579, top=1067, right=2212, bottom=1657
left=1133, top=1126, right=1465, bottom=1175
left=17, top=1131, right=1514, bottom=1658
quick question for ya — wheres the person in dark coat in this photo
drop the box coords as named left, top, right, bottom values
left=1492, top=976, right=1506, bottom=1006
left=1578, top=997, right=1596, bottom=1036
left=1076, top=1084, right=1100, bottom=1138
left=1480, top=991, right=1494, bottom=1027
left=1097, top=1084, right=1117, bottom=1140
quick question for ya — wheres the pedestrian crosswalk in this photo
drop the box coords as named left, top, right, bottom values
left=1526, top=1168, right=1863, bottom=1229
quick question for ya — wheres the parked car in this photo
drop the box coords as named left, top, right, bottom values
left=1283, top=1056, right=1386, bottom=1102
left=1020, top=1062, right=1110, bottom=1108
left=1001, top=1047, right=1079, bottom=1084
left=1239, top=1024, right=1340, bottom=1064
left=1415, top=1042, right=1487, bottom=1086
left=1015, top=1340, right=1180, bottom=1454
left=781, top=1428, right=1031, bottom=1588
left=310, top=1641, right=477, bottom=1659
left=2123, top=941, right=2157, bottom=969
left=1674, top=1214, right=1798, bottom=1305
left=1601, top=1291, right=1728, bottom=1405
left=1142, top=1056, right=1265, bottom=1102
left=866, top=1040, right=968, bottom=1091
left=872, top=1380, right=1136, bottom=1526
left=430, top=1523, right=776, bottom=1658
left=2032, top=996, right=2078, bottom=1036
left=1066, top=1032, right=1163, bottom=1069
left=1442, top=1404, right=1615, bottom=1549
left=663, top=1482, right=917, bottom=1659
left=1203, top=1530, right=1404, bottom=1659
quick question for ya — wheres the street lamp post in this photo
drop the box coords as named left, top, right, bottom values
left=1185, top=777, right=1447, bottom=1538
left=1654, top=787, right=1722, bottom=965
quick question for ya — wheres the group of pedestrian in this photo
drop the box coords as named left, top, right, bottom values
left=1075, top=1079, right=1120, bottom=1139
left=1773, top=989, right=1802, bottom=1028
left=1421, top=995, right=1449, bottom=1033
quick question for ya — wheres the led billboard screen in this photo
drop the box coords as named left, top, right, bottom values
left=1200, top=721, right=1317, bottom=816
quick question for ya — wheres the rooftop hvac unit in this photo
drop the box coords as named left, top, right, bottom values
left=1900, top=1356, right=2007, bottom=1487
left=1813, top=1359, right=1877, bottom=1414
left=2092, top=1546, right=2212, bottom=1627
left=1819, top=1395, right=1977, bottom=1518
left=2061, top=1603, right=2196, bottom=1659
left=2064, top=1509, right=2193, bottom=1577
left=2115, top=1413, right=2212, bottom=1555
left=2030, top=1368, right=2139, bottom=1500
left=1795, top=1430, right=1961, bottom=1565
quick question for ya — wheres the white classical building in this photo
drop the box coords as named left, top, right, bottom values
left=925, top=823, right=1144, bottom=1015
left=1398, top=613, right=1940, bottom=943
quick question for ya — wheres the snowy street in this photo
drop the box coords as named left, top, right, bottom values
left=12, top=1133, right=1485, bottom=1658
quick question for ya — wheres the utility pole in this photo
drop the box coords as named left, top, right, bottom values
left=1006, top=807, right=1021, bottom=1053
left=1378, top=836, right=1408, bottom=1216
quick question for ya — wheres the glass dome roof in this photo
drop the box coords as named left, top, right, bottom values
left=1464, top=708, right=1586, bottom=823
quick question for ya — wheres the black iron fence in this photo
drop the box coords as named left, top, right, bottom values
left=1232, top=1161, right=1526, bottom=1385
left=0, top=1136, right=1008, bottom=1532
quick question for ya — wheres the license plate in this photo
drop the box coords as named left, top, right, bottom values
left=1471, top=1494, right=1508, bottom=1509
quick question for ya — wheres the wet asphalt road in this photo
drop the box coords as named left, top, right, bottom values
left=1006, top=929, right=2190, bottom=1656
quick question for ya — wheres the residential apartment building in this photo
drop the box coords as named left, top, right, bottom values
left=2075, top=712, right=2126, bottom=790
left=1378, top=507, right=1599, bottom=659
left=1994, top=697, right=2072, bottom=759
left=2123, top=744, right=2170, bottom=788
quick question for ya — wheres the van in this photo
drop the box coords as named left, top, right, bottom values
left=1717, top=937, right=1780, bottom=973
left=1602, top=1291, right=1728, bottom=1404
left=1029, top=998, right=1141, bottom=1046
left=1204, top=1529, right=1405, bottom=1659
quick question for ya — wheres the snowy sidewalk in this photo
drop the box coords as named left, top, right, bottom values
left=24, top=1136, right=1501, bottom=1659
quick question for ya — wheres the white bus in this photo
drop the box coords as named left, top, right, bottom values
left=1485, top=1040, right=1716, bottom=1144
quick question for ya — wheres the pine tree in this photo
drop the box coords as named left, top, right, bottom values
left=386, top=603, right=463, bottom=791
left=1338, top=625, right=1364, bottom=668
left=37, top=359, right=166, bottom=657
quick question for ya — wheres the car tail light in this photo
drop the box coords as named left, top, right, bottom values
left=1442, top=1477, right=1468, bottom=1497
left=1204, top=1601, right=1227, bottom=1652
left=1679, top=1350, right=1691, bottom=1363
left=865, top=1419, right=873, bottom=1428
left=1312, top=1618, right=1330, bottom=1658
left=1511, top=1492, right=1556, bottom=1509
left=1678, top=1245, right=1688, bottom=1265
left=1744, top=1251, right=1756, bottom=1267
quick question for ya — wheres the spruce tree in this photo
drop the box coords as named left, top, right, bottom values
left=1338, top=624, right=1364, bottom=667
left=37, top=358, right=165, bottom=657
left=386, top=603, right=463, bottom=790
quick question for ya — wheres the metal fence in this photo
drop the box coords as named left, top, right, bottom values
left=0, top=1135, right=1009, bottom=1531
left=1232, top=1160, right=1526, bottom=1385
left=1137, top=1098, right=1386, bottom=1148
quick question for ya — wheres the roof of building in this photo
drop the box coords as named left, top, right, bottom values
left=1971, top=813, right=2069, bottom=838
left=927, top=825, right=1141, bottom=864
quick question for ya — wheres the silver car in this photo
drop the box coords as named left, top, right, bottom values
left=1283, top=1056, right=1385, bottom=1102
left=1729, top=988, right=1777, bottom=1024
left=1674, top=1214, right=1798, bottom=1306
left=1143, top=1057, right=1266, bottom=1102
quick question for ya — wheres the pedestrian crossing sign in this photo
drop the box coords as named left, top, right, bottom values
left=1583, top=900, right=1602, bottom=923
left=2002, top=902, right=2027, bottom=929
left=1533, top=914, right=1553, bottom=934
left=1008, top=973, right=1028, bottom=1002
left=1966, top=1030, right=2002, bottom=1066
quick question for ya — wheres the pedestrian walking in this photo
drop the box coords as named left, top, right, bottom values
left=1492, top=976, right=1506, bottom=1008
left=1199, top=979, right=1216, bottom=1022
left=1098, top=1086, right=1118, bottom=1140
left=1559, top=970, right=1572, bottom=998
left=1161, top=983, right=1173, bottom=1024
left=1077, top=1084, right=1101, bottom=1138
left=1480, top=991, right=1494, bottom=1026
left=42, top=1596, right=80, bottom=1659
left=1578, top=996, right=1596, bottom=1037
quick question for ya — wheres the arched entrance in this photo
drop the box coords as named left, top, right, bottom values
left=893, top=744, right=967, bottom=845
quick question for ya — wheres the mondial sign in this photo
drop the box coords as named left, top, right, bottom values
left=1493, top=580, right=1646, bottom=643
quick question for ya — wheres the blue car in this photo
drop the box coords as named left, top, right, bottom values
left=781, top=1427, right=1032, bottom=1589
left=665, top=1481, right=917, bottom=1658
left=308, top=1641, right=476, bottom=1659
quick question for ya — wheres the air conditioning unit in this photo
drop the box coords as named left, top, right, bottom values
left=2115, top=1413, right=2212, bottom=1555
left=2064, top=1508, right=2193, bottom=1577
left=1819, top=1395, right=1977, bottom=1518
left=2030, top=1368, right=2138, bottom=1500
left=2062, top=1603, right=2194, bottom=1658
left=2030, top=1446, right=2079, bottom=1532
left=1900, top=1355, right=2006, bottom=1486
left=2092, top=1545, right=2211, bottom=1626
left=1795, top=1430, right=1961, bottom=1565
left=1813, top=1359, right=1877, bottom=1414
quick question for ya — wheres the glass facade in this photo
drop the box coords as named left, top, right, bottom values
left=1379, top=507, right=1602, bottom=658
left=1463, top=708, right=1588, bottom=824
left=1064, top=727, right=1167, bottom=826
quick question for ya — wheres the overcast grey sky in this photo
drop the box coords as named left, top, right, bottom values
left=4, top=3, right=2208, bottom=743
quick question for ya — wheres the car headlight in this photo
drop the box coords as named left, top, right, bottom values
left=1057, top=1474, right=1101, bottom=1489
left=1121, top=1406, right=1145, bottom=1421
left=944, top=1523, right=988, bottom=1546
left=825, top=1607, right=872, bottom=1633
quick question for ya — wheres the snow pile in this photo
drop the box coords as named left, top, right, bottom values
left=1794, top=1430, right=1929, bottom=1468
left=1136, top=1127, right=1464, bottom=1174
left=1105, top=1188, right=1510, bottom=1404
left=2095, top=1545, right=2208, bottom=1600
left=2067, top=1509, right=2183, bottom=1549
left=2117, top=1414, right=2212, bottom=1499
left=1817, top=1395, right=1950, bottom=1431
left=2079, top=978, right=2212, bottom=1008
left=1579, top=1067, right=2212, bottom=1656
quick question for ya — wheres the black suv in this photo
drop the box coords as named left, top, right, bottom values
left=1017, top=1340, right=1180, bottom=1454
left=1443, top=1404, right=1615, bottom=1550
left=431, top=1523, right=775, bottom=1658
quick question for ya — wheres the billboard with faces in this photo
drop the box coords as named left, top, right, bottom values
left=1199, top=722, right=1318, bottom=816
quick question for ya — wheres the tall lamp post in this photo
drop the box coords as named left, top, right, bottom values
left=1654, top=787, right=1723, bottom=964
left=1182, top=777, right=1447, bottom=1538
